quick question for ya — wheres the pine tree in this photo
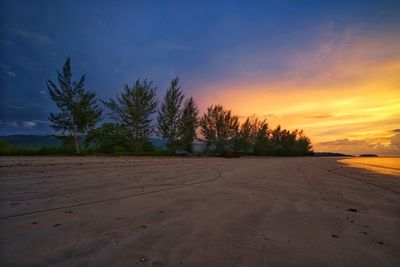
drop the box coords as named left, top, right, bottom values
left=156, top=77, right=184, bottom=151
left=178, top=97, right=199, bottom=152
left=47, top=58, right=102, bottom=154
left=103, top=79, right=157, bottom=152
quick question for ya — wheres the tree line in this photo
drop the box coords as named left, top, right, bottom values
left=47, top=58, right=313, bottom=156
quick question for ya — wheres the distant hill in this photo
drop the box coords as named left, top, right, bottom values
left=0, top=135, right=61, bottom=148
left=0, top=135, right=166, bottom=149
left=314, top=152, right=354, bottom=157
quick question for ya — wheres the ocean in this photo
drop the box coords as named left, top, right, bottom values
left=339, top=157, right=400, bottom=176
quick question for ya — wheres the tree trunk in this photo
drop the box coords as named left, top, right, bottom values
left=74, top=134, right=80, bottom=155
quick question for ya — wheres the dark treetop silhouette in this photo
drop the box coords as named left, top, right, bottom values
left=47, top=58, right=102, bottom=154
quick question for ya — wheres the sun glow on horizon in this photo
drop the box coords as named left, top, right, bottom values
left=194, top=31, right=400, bottom=155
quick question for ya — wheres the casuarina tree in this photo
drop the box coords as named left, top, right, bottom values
left=178, top=97, right=199, bottom=152
left=156, top=77, right=184, bottom=151
left=103, top=79, right=157, bottom=152
left=47, top=57, right=102, bottom=154
left=199, top=105, right=239, bottom=156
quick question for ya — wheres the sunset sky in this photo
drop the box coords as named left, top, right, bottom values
left=0, top=0, right=399, bottom=155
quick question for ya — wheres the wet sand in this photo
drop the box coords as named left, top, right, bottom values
left=0, top=156, right=399, bottom=266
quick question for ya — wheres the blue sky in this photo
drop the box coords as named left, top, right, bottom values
left=0, top=0, right=399, bottom=154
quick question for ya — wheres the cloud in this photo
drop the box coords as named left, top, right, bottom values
left=391, top=134, right=400, bottom=149
left=8, top=105, right=24, bottom=110
left=12, top=29, right=52, bottom=46
left=305, top=114, right=334, bottom=119
left=316, top=135, right=400, bottom=155
left=0, top=63, right=16, bottom=77
left=6, top=71, right=16, bottom=77
left=32, top=119, right=49, bottom=124
left=22, top=121, right=37, bottom=128
left=319, top=138, right=368, bottom=146
left=393, top=129, right=400, bottom=133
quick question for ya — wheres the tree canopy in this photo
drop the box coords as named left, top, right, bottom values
left=199, top=105, right=240, bottom=156
left=47, top=58, right=102, bottom=154
left=178, top=97, right=199, bottom=152
left=103, top=79, right=157, bottom=152
left=157, top=77, right=184, bottom=151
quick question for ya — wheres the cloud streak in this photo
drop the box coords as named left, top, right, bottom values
left=12, top=29, right=52, bottom=46
left=22, top=121, right=37, bottom=128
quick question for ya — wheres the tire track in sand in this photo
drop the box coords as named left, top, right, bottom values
left=328, top=166, right=400, bottom=195
left=0, top=167, right=222, bottom=220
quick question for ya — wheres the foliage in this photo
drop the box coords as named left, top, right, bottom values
left=103, top=79, right=157, bottom=152
left=0, top=139, right=87, bottom=156
left=268, top=126, right=313, bottom=156
left=156, top=77, right=184, bottom=151
left=85, top=123, right=131, bottom=153
left=233, top=116, right=269, bottom=154
left=178, top=97, right=199, bottom=152
left=47, top=58, right=102, bottom=154
left=199, top=105, right=240, bottom=156
left=198, top=112, right=313, bottom=156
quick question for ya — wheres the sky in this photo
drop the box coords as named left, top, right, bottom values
left=0, top=0, right=399, bottom=155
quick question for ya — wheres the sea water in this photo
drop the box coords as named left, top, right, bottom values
left=339, top=157, right=400, bottom=176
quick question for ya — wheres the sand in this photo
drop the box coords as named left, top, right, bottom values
left=0, top=156, right=399, bottom=267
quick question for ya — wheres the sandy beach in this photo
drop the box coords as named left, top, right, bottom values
left=0, top=156, right=399, bottom=267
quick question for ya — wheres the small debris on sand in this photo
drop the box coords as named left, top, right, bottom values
left=346, top=208, right=358, bottom=212
left=331, top=234, right=339, bottom=238
left=52, top=223, right=62, bottom=227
